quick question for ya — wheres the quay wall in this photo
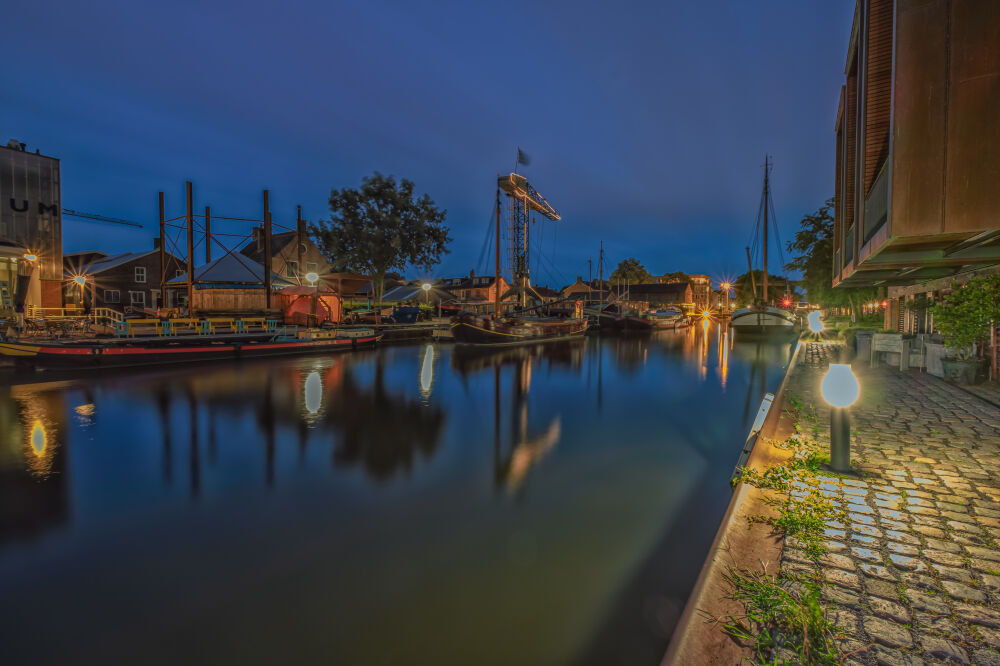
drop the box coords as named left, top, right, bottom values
left=662, top=340, right=804, bottom=665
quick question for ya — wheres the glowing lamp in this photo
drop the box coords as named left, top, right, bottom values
left=73, top=275, right=87, bottom=286
left=421, top=283, right=431, bottom=291
left=305, top=272, right=319, bottom=285
left=807, top=310, right=824, bottom=334
left=822, top=364, right=858, bottom=473
left=822, top=364, right=859, bottom=407
left=23, top=253, right=38, bottom=262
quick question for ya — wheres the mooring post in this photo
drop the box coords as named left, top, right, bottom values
left=186, top=181, right=194, bottom=316
left=263, top=190, right=272, bottom=311
left=205, top=206, right=211, bottom=264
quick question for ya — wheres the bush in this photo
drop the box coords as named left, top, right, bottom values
left=931, top=275, right=1000, bottom=360
left=838, top=326, right=882, bottom=349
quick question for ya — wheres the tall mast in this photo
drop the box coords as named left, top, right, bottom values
left=494, top=186, right=502, bottom=317
left=762, top=155, right=769, bottom=305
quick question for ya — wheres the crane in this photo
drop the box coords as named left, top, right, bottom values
left=496, top=173, right=560, bottom=309
left=62, top=208, right=143, bottom=228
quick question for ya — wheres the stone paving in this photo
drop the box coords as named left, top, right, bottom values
left=777, top=342, right=1000, bottom=666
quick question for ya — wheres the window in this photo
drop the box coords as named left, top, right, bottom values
left=129, top=291, right=146, bottom=307
left=306, top=262, right=317, bottom=273
left=135, top=266, right=146, bottom=283
left=286, top=261, right=298, bottom=278
left=104, top=290, right=120, bottom=303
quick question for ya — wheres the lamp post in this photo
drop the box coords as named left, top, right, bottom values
left=821, top=364, right=860, bottom=473
left=73, top=275, right=87, bottom=310
left=305, top=272, right=319, bottom=326
left=720, top=282, right=731, bottom=313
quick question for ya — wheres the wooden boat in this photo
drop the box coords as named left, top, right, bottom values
left=730, top=155, right=801, bottom=339
left=645, top=308, right=690, bottom=330
left=450, top=314, right=587, bottom=346
left=729, top=305, right=798, bottom=337
left=0, top=328, right=379, bottom=369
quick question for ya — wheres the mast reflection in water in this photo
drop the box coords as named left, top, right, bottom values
left=0, top=328, right=794, bottom=665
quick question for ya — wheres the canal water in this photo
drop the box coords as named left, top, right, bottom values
left=0, top=324, right=794, bottom=666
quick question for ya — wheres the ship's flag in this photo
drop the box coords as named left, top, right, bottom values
left=517, top=148, right=531, bottom=166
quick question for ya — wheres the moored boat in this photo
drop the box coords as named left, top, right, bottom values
left=0, top=328, right=379, bottom=369
left=450, top=314, right=587, bottom=345
left=729, top=305, right=798, bottom=337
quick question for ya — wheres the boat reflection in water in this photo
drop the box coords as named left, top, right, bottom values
left=0, top=330, right=796, bottom=666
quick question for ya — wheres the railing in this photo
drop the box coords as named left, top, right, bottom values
left=25, top=305, right=85, bottom=318
left=91, top=307, right=124, bottom=323
left=864, top=163, right=889, bottom=243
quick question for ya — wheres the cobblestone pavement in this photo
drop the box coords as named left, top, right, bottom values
left=778, top=342, right=1000, bottom=666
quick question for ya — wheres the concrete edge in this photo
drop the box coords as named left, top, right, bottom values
left=662, top=340, right=804, bottom=666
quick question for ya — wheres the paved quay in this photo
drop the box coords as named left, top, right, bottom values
left=774, top=342, right=1000, bottom=665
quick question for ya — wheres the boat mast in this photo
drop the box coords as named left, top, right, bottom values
left=762, top=155, right=769, bottom=306
left=494, top=185, right=501, bottom=318
left=745, top=246, right=757, bottom=301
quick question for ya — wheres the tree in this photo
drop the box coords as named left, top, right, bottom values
left=609, top=257, right=652, bottom=284
left=660, top=271, right=691, bottom=285
left=784, top=198, right=879, bottom=320
left=733, top=270, right=797, bottom=306
left=931, top=275, right=1000, bottom=360
left=311, top=173, right=451, bottom=306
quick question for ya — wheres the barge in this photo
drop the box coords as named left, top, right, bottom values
left=0, top=328, right=379, bottom=370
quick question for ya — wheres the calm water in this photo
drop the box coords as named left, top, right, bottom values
left=0, top=324, right=794, bottom=666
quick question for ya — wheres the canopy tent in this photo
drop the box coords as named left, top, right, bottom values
left=278, top=285, right=342, bottom=326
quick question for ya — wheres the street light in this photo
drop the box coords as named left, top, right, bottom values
left=422, top=282, right=431, bottom=305
left=807, top=310, right=824, bottom=334
left=821, top=364, right=860, bottom=473
left=305, top=272, right=319, bottom=286
left=720, top=282, right=731, bottom=313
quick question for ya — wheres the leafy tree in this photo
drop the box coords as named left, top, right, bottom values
left=609, top=257, right=652, bottom=284
left=660, top=271, right=691, bottom=285
left=931, top=275, right=1000, bottom=360
left=311, top=173, right=451, bottom=305
left=784, top=198, right=879, bottom=319
left=733, top=270, right=797, bottom=306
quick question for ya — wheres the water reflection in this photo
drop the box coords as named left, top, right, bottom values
left=0, top=331, right=797, bottom=665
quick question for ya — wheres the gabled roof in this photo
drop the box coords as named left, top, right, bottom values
left=168, top=252, right=292, bottom=286
left=239, top=232, right=298, bottom=263
left=65, top=250, right=160, bottom=276
left=439, top=275, right=501, bottom=290
left=532, top=286, right=560, bottom=298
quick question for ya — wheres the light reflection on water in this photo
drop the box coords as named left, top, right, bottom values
left=0, top=327, right=793, bottom=665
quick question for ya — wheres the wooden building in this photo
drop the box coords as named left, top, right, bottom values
left=439, top=271, right=512, bottom=304
left=833, top=0, right=1000, bottom=289
left=241, top=226, right=330, bottom=286
left=167, top=253, right=291, bottom=315
left=620, top=283, right=693, bottom=312
left=63, top=246, right=184, bottom=313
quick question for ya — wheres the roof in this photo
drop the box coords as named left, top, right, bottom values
left=440, top=275, right=500, bottom=290
left=624, top=283, right=691, bottom=300
left=239, top=232, right=298, bottom=263
left=65, top=250, right=159, bottom=276
left=532, top=286, right=560, bottom=298
left=168, top=253, right=292, bottom=286
left=382, top=284, right=454, bottom=303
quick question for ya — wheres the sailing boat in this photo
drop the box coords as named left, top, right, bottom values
left=451, top=172, right=588, bottom=345
left=730, top=156, right=799, bottom=338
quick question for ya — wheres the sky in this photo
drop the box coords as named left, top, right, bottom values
left=3, top=0, right=854, bottom=288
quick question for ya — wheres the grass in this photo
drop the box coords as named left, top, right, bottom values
left=712, top=566, right=845, bottom=665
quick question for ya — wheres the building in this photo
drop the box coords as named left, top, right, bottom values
left=240, top=225, right=330, bottom=286
left=63, top=245, right=184, bottom=312
left=167, top=253, right=291, bottom=314
left=832, top=0, right=1000, bottom=307
left=0, top=140, right=63, bottom=311
left=561, top=277, right=611, bottom=303
left=439, top=271, right=511, bottom=304
left=653, top=273, right=712, bottom=310
left=620, top=282, right=692, bottom=312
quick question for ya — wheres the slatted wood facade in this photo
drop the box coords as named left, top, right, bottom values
left=864, top=0, right=893, bottom=194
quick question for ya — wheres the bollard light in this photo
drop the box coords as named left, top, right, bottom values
left=821, top=363, right=859, bottom=473
left=807, top=310, right=824, bottom=334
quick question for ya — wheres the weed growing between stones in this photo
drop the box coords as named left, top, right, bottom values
left=711, top=565, right=843, bottom=665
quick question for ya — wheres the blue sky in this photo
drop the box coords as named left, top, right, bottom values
left=3, top=0, right=853, bottom=288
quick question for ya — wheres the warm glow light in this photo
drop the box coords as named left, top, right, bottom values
left=782, top=298, right=792, bottom=307
left=421, top=282, right=431, bottom=292
left=821, top=364, right=860, bottom=408
left=807, top=311, right=824, bottom=333
left=419, top=344, right=434, bottom=396
left=720, top=282, right=731, bottom=290
left=701, top=311, right=711, bottom=318
left=73, top=275, right=86, bottom=286
left=305, top=272, right=319, bottom=285
left=29, top=420, right=46, bottom=456
left=304, top=371, right=322, bottom=414
left=23, top=253, right=37, bottom=262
